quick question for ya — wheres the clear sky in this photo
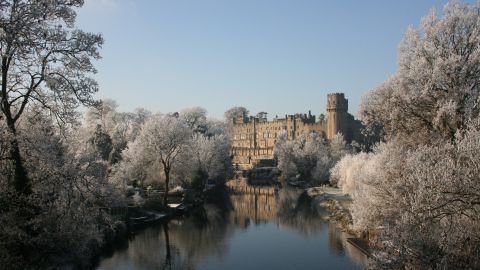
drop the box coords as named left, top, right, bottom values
left=76, top=0, right=469, bottom=119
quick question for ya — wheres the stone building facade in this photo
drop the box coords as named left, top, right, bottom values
left=231, top=93, right=361, bottom=169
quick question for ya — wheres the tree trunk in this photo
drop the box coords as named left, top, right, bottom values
left=163, top=167, right=170, bottom=207
left=10, top=138, right=30, bottom=194
left=4, top=109, right=30, bottom=195
left=2, top=55, right=30, bottom=195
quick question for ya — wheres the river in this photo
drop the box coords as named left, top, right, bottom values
left=96, top=187, right=367, bottom=270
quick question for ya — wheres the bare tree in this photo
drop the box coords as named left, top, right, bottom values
left=0, top=0, right=103, bottom=194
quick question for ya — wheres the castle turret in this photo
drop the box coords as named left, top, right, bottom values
left=327, top=93, right=348, bottom=140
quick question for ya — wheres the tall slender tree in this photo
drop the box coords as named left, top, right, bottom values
left=0, top=0, right=103, bottom=194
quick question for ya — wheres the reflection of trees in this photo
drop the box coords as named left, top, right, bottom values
left=99, top=187, right=368, bottom=269
left=328, top=222, right=345, bottom=256
left=328, top=223, right=369, bottom=267
left=98, top=188, right=235, bottom=270
left=164, top=188, right=235, bottom=263
left=343, top=238, right=369, bottom=267
left=168, top=204, right=235, bottom=263
left=277, top=188, right=368, bottom=266
left=163, top=224, right=172, bottom=270
left=98, top=223, right=194, bottom=270
left=276, top=189, right=326, bottom=237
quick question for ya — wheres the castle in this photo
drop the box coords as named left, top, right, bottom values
left=231, top=93, right=362, bottom=169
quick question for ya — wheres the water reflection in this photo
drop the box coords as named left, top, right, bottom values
left=168, top=204, right=234, bottom=263
left=229, top=186, right=278, bottom=226
left=97, top=187, right=367, bottom=270
left=328, top=223, right=370, bottom=267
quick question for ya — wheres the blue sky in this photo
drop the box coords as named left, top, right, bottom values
left=76, top=0, right=468, bottom=119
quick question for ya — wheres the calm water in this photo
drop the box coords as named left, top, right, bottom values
left=97, top=187, right=367, bottom=270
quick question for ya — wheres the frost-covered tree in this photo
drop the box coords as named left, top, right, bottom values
left=127, top=114, right=191, bottom=205
left=84, top=99, right=118, bottom=134
left=82, top=101, right=151, bottom=164
left=275, top=131, right=332, bottom=184
left=224, top=106, right=249, bottom=138
left=329, top=152, right=371, bottom=194
left=110, top=140, right=145, bottom=190
left=338, top=131, right=480, bottom=268
left=179, top=106, right=207, bottom=130
left=274, top=131, right=295, bottom=178
left=329, top=133, right=349, bottom=162
left=176, top=134, right=232, bottom=189
left=204, top=118, right=228, bottom=137
left=108, top=107, right=151, bottom=145
left=90, top=124, right=112, bottom=161
left=112, top=109, right=232, bottom=193
left=0, top=108, right=119, bottom=269
left=112, top=108, right=151, bottom=160
left=224, top=106, right=249, bottom=122
left=361, top=2, right=480, bottom=145
left=0, top=0, right=103, bottom=194
left=341, top=3, right=480, bottom=267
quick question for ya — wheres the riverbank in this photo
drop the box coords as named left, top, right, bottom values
left=306, top=186, right=353, bottom=228
left=306, top=186, right=373, bottom=259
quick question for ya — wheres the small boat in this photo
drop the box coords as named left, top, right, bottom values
left=129, top=211, right=168, bottom=227
left=168, top=203, right=191, bottom=214
left=287, top=180, right=305, bottom=187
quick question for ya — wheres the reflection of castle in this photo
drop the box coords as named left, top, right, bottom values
left=229, top=187, right=278, bottom=227
left=231, top=93, right=362, bottom=169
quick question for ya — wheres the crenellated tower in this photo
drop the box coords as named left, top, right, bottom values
left=230, top=92, right=360, bottom=169
left=326, top=93, right=348, bottom=140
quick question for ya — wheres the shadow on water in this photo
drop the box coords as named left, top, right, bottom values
left=96, top=186, right=367, bottom=270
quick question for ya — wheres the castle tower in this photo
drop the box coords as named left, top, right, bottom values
left=327, top=93, right=348, bottom=140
